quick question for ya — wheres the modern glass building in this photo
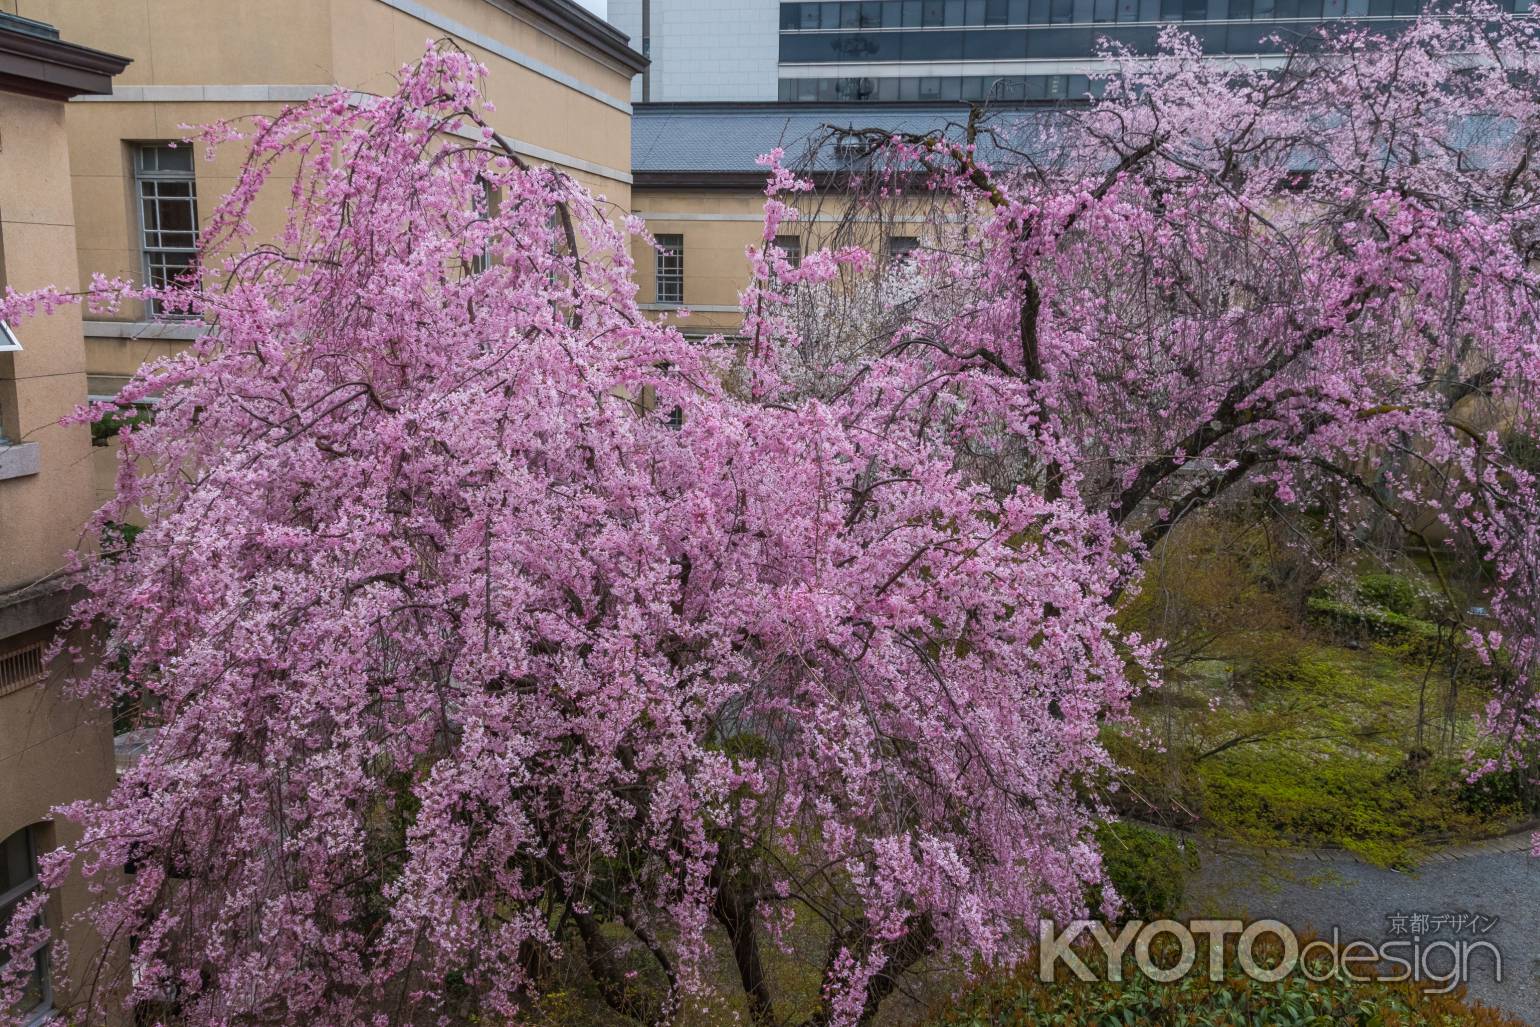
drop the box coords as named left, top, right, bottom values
left=613, top=0, right=1533, bottom=104
left=777, top=0, right=1534, bottom=100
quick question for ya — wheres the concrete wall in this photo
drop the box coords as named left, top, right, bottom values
left=0, top=624, right=116, bottom=1020
left=632, top=187, right=768, bottom=334
left=0, top=91, right=94, bottom=590
left=631, top=184, right=935, bottom=337
left=612, top=0, right=779, bottom=102
left=0, top=85, right=116, bottom=1027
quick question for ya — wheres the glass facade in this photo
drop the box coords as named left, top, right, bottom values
left=778, top=0, right=1535, bottom=98
left=782, top=0, right=1528, bottom=28
left=779, top=71, right=1100, bottom=100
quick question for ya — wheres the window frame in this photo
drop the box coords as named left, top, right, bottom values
left=654, top=234, right=685, bottom=306
left=133, top=143, right=200, bottom=317
left=0, top=826, right=52, bottom=1025
left=0, top=322, right=19, bottom=354
left=886, top=235, right=921, bottom=262
left=772, top=234, right=803, bottom=269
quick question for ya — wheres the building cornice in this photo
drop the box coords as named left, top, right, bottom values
left=497, top=0, right=649, bottom=76
left=0, top=573, right=82, bottom=641
left=373, top=0, right=636, bottom=114
left=633, top=171, right=772, bottom=190
left=0, top=15, right=130, bottom=101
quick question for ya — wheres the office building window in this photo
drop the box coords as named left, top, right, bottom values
left=779, top=72, right=1108, bottom=102
left=1, top=826, right=50, bottom=1021
left=135, top=144, right=199, bottom=314
left=655, top=234, right=684, bottom=305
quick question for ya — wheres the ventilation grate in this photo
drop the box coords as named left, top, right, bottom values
left=0, top=642, right=45, bottom=698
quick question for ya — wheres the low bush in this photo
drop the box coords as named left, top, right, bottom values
left=925, top=957, right=1525, bottom=1026
left=1094, top=822, right=1198, bottom=922
left=1357, top=572, right=1424, bottom=617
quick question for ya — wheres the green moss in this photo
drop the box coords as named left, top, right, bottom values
left=1121, top=636, right=1511, bottom=867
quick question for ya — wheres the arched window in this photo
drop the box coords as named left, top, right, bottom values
left=0, top=825, right=50, bottom=1022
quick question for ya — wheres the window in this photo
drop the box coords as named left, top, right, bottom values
left=886, top=236, right=920, bottom=262
left=0, top=323, right=18, bottom=447
left=134, top=144, right=198, bottom=315
left=655, top=234, right=684, bottom=306
left=469, top=178, right=498, bottom=276
left=773, top=234, right=802, bottom=268
left=1, top=826, right=50, bottom=1022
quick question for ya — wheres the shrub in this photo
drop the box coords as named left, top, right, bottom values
left=1094, top=822, right=1198, bottom=922
left=925, top=956, right=1526, bottom=1026
left=1357, top=572, right=1423, bottom=617
left=90, top=404, right=154, bottom=446
left=1457, top=760, right=1537, bottom=820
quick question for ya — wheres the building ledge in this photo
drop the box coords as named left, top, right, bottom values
left=0, top=572, right=82, bottom=641
left=0, top=441, right=39, bottom=481
left=84, top=319, right=207, bottom=341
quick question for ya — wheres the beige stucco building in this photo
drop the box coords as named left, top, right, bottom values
left=0, top=13, right=128, bottom=1024
left=630, top=102, right=960, bottom=339
left=0, top=4, right=642, bottom=1021
left=0, top=0, right=644, bottom=444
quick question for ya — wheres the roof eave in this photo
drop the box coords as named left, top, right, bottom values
left=0, top=26, right=130, bottom=100
left=508, top=0, right=649, bottom=76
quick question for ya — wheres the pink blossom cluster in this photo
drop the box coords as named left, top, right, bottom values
left=788, top=7, right=1540, bottom=866
left=0, top=46, right=1139, bottom=1027
left=6, top=7, right=1540, bottom=1022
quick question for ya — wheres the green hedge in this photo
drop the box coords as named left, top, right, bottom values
left=1094, top=823, right=1198, bottom=922
left=926, top=958, right=1524, bottom=1027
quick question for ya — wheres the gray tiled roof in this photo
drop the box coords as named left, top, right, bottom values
left=632, top=102, right=1040, bottom=175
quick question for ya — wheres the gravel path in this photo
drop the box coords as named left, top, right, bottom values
left=1180, top=833, right=1539, bottom=1024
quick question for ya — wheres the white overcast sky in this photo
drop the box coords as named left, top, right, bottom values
left=574, top=0, right=608, bottom=16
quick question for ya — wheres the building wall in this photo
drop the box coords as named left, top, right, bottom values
left=0, top=84, right=117, bottom=1026
left=0, top=91, right=95, bottom=592
left=12, top=0, right=641, bottom=396
left=611, top=0, right=780, bottom=102
left=633, top=187, right=767, bottom=334
left=632, top=183, right=935, bottom=337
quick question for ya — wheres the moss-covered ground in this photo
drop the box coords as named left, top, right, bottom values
left=1113, top=542, right=1530, bottom=867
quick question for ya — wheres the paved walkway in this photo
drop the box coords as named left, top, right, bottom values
left=1179, top=831, right=1539, bottom=1023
